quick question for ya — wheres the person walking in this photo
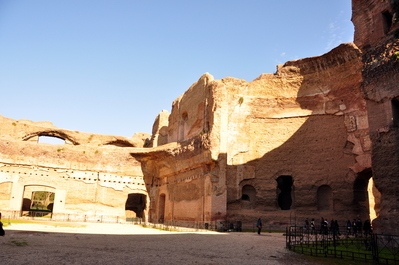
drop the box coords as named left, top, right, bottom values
left=256, top=218, right=262, bottom=235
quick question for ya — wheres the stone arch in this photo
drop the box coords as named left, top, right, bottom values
left=104, top=139, right=136, bottom=147
left=317, top=185, right=333, bottom=211
left=125, top=193, right=147, bottom=219
left=241, top=185, right=256, bottom=202
left=23, top=130, right=80, bottom=145
left=38, top=135, right=65, bottom=144
left=276, top=175, right=293, bottom=210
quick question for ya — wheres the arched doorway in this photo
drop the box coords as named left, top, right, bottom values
left=158, top=194, right=166, bottom=223
left=317, top=185, right=333, bottom=211
left=241, top=185, right=256, bottom=202
left=125, top=193, right=146, bottom=220
left=276, top=175, right=293, bottom=210
left=22, top=185, right=55, bottom=217
left=353, top=169, right=381, bottom=221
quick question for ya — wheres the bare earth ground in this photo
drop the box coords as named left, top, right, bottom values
left=0, top=222, right=320, bottom=265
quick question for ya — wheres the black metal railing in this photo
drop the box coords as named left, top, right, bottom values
left=1, top=210, right=142, bottom=225
left=286, top=225, right=399, bottom=264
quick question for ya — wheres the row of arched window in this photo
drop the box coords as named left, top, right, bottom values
left=241, top=178, right=333, bottom=211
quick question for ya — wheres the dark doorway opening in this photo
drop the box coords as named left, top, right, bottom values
left=125, top=193, right=146, bottom=219
left=276, top=175, right=293, bottom=210
left=158, top=194, right=166, bottom=223
left=241, top=185, right=256, bottom=201
left=391, top=97, right=399, bottom=126
left=353, top=169, right=373, bottom=218
left=317, top=185, right=333, bottom=211
left=382, top=11, right=393, bottom=34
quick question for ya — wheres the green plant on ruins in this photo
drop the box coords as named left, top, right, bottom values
left=394, top=51, right=399, bottom=62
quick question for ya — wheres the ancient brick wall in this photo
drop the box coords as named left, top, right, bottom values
left=139, top=44, right=372, bottom=229
left=352, top=0, right=399, bottom=233
left=0, top=116, right=149, bottom=222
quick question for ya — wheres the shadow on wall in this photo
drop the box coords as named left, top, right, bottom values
left=227, top=44, right=374, bottom=225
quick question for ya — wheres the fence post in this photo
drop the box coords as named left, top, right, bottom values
left=371, top=233, right=379, bottom=264
left=333, top=230, right=337, bottom=258
left=286, top=226, right=291, bottom=249
left=315, top=231, right=320, bottom=257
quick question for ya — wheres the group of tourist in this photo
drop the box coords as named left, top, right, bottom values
left=346, top=218, right=372, bottom=236
left=304, top=217, right=372, bottom=237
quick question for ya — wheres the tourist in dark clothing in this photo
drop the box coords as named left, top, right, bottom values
left=310, top=218, right=315, bottom=233
left=364, top=219, right=372, bottom=235
left=330, top=219, right=335, bottom=234
left=334, top=220, right=340, bottom=235
left=0, top=221, right=4, bottom=236
left=353, top=219, right=358, bottom=236
left=356, top=219, right=362, bottom=236
left=347, top=220, right=352, bottom=235
left=256, top=218, right=262, bottom=235
left=320, top=217, right=328, bottom=235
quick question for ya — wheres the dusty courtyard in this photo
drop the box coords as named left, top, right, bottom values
left=0, top=222, right=320, bottom=265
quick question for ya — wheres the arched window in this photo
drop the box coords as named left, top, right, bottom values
left=38, top=136, right=65, bottom=145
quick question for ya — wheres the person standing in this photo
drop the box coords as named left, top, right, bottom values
left=357, top=219, right=363, bottom=236
left=353, top=219, right=358, bottom=236
left=347, top=220, right=352, bottom=235
left=0, top=212, right=4, bottom=236
left=0, top=221, right=4, bottom=236
left=310, top=218, right=315, bottom=233
left=256, top=218, right=262, bottom=235
left=364, top=219, right=372, bottom=236
left=305, top=218, right=309, bottom=232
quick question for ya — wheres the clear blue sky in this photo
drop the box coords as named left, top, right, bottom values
left=0, top=0, right=354, bottom=137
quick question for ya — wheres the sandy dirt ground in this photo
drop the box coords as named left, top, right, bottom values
left=0, top=222, right=320, bottom=265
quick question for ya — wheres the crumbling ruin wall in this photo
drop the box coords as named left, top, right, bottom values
left=0, top=115, right=149, bottom=221
left=224, top=44, right=371, bottom=227
left=141, top=43, right=371, bottom=229
left=3, top=1, right=396, bottom=233
left=136, top=75, right=226, bottom=225
left=352, top=0, right=399, bottom=233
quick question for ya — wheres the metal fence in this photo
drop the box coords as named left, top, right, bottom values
left=1, top=210, right=143, bottom=225
left=1, top=211, right=261, bottom=233
left=286, top=226, right=399, bottom=264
